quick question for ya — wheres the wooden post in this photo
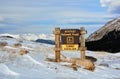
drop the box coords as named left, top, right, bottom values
left=80, top=27, right=87, bottom=61
left=53, top=27, right=60, bottom=62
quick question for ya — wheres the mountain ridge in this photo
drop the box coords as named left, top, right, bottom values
left=87, top=17, right=120, bottom=41
left=86, top=17, right=120, bottom=53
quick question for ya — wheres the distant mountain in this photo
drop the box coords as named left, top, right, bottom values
left=35, top=39, right=55, bottom=45
left=86, top=17, right=120, bottom=53
left=0, top=34, right=54, bottom=41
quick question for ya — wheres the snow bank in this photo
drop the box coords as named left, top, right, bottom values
left=0, top=63, right=19, bottom=76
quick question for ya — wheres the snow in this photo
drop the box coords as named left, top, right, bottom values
left=0, top=33, right=54, bottom=41
left=0, top=34, right=120, bottom=79
left=0, top=63, right=19, bottom=76
left=24, top=55, right=45, bottom=66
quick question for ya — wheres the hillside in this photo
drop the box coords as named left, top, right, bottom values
left=87, top=17, right=120, bottom=41
left=0, top=34, right=120, bottom=79
left=86, top=17, right=120, bottom=53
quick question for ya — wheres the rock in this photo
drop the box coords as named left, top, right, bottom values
left=69, top=58, right=80, bottom=64
left=85, top=56, right=97, bottom=62
left=69, top=58, right=95, bottom=71
left=19, top=49, right=29, bottom=55
left=115, top=68, right=120, bottom=70
left=0, top=42, right=8, bottom=47
left=14, top=43, right=22, bottom=48
left=99, top=63, right=109, bottom=67
left=71, top=63, right=78, bottom=71
left=76, top=59, right=95, bottom=71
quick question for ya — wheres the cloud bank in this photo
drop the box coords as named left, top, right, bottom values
left=100, top=0, right=120, bottom=14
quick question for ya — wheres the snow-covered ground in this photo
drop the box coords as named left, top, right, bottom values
left=0, top=34, right=120, bottom=79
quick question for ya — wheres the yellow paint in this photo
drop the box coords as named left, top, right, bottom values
left=61, top=44, right=79, bottom=50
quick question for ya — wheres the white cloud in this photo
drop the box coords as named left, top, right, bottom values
left=57, top=11, right=116, bottom=24
left=100, top=0, right=120, bottom=13
left=100, top=0, right=111, bottom=7
left=58, top=17, right=108, bottom=24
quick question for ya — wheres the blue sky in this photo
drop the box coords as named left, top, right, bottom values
left=0, top=0, right=120, bottom=36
